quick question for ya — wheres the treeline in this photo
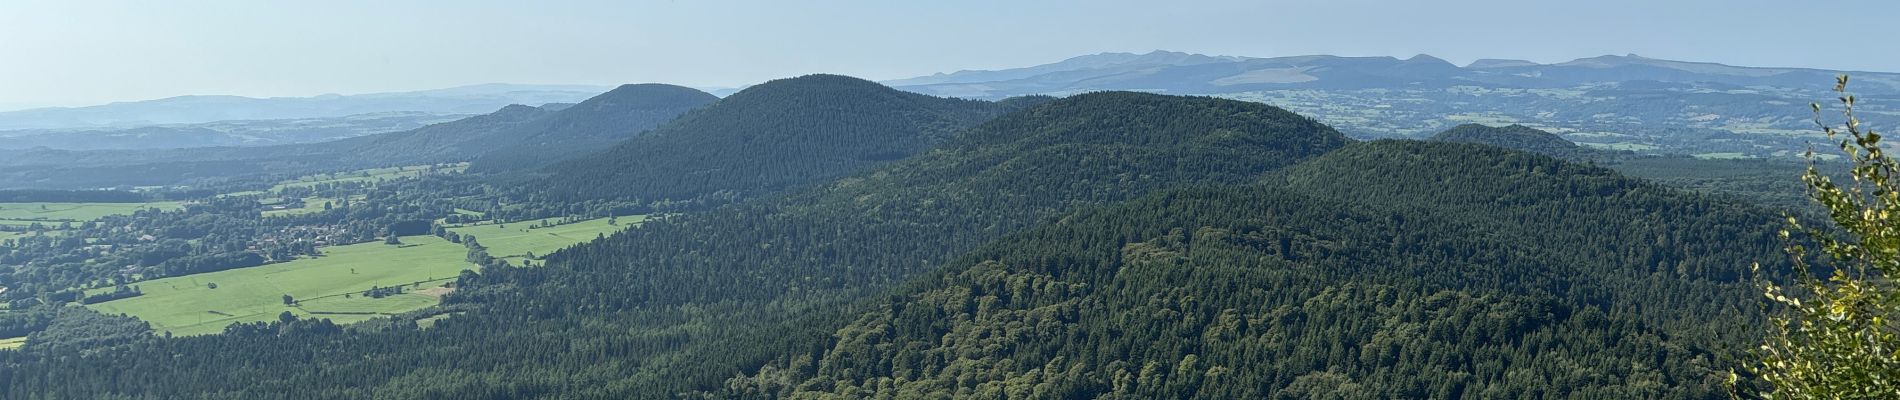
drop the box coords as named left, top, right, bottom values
left=79, top=285, right=142, bottom=304
left=0, top=189, right=145, bottom=203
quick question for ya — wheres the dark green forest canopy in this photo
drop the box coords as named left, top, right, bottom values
left=465, top=83, right=721, bottom=172
left=1424, top=123, right=1831, bottom=213
left=723, top=140, right=1788, bottom=398
left=0, top=91, right=1352, bottom=398
left=0, top=93, right=1797, bottom=399
left=1429, top=123, right=1585, bottom=159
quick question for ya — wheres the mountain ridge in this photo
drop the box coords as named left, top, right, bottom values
left=717, top=139, right=1783, bottom=398
left=525, top=74, right=1027, bottom=204
left=0, top=83, right=612, bottom=131
left=885, top=50, right=1900, bottom=98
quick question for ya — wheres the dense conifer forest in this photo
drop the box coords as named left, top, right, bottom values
left=0, top=78, right=1842, bottom=399
left=529, top=75, right=1044, bottom=205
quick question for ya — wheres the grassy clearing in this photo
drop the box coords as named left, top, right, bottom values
left=0, top=336, right=23, bottom=351
left=86, top=235, right=474, bottom=336
left=415, top=312, right=462, bottom=329
left=1580, top=142, right=1661, bottom=151
left=448, top=216, right=645, bottom=263
left=0, top=202, right=185, bottom=223
left=270, top=163, right=467, bottom=192
left=0, top=230, right=35, bottom=243
left=261, top=195, right=363, bottom=217
left=218, top=190, right=269, bottom=198
left=1694, top=152, right=1753, bottom=160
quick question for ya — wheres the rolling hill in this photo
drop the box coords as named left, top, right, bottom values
left=718, top=140, right=1785, bottom=398
left=888, top=51, right=1900, bottom=98
left=0, top=83, right=609, bottom=131
left=0, top=85, right=718, bottom=189
left=885, top=51, right=1898, bottom=158
left=465, top=84, right=723, bottom=172
left=0, top=112, right=470, bottom=151
left=0, top=91, right=1353, bottom=398
left=528, top=74, right=1044, bottom=204
left=1429, top=123, right=1591, bottom=159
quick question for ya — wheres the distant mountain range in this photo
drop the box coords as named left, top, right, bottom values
left=885, top=51, right=1900, bottom=159
left=0, top=112, right=471, bottom=151
left=0, top=85, right=715, bottom=189
left=885, top=50, right=1900, bottom=98
left=10, top=52, right=1894, bottom=157
left=0, top=83, right=611, bottom=131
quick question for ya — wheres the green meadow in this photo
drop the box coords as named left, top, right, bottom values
left=0, top=336, right=23, bottom=351
left=261, top=195, right=363, bottom=217
left=86, top=235, right=474, bottom=336
left=87, top=216, right=642, bottom=336
left=0, top=201, right=185, bottom=223
left=270, top=163, right=467, bottom=192
left=0, top=230, right=36, bottom=243
left=448, top=216, right=645, bottom=263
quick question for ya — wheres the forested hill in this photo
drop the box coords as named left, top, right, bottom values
left=1429, top=123, right=1589, bottom=159
left=334, top=83, right=716, bottom=170
left=1421, top=124, right=1833, bottom=212
left=0, top=84, right=716, bottom=188
left=318, top=103, right=560, bottom=165
left=465, top=83, right=721, bottom=172
left=0, top=91, right=1350, bottom=398
left=528, top=74, right=1042, bottom=203
left=718, top=140, right=1786, bottom=398
left=517, top=91, right=1350, bottom=308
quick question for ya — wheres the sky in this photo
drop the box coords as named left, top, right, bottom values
left=1, top=0, right=1894, bottom=110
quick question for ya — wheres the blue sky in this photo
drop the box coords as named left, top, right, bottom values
left=0, top=0, right=1891, bottom=109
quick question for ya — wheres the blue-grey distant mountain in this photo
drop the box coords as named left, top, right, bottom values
left=888, top=51, right=1900, bottom=98
left=0, top=84, right=716, bottom=189
left=0, top=83, right=611, bottom=131
left=887, top=51, right=1900, bottom=159
left=883, top=50, right=1245, bottom=88
left=0, top=112, right=469, bottom=150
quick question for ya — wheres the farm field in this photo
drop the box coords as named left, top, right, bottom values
left=270, top=163, right=467, bottom=192
left=0, top=201, right=185, bottom=223
left=261, top=195, right=363, bottom=217
left=0, top=230, right=37, bottom=243
left=86, top=235, right=474, bottom=336
left=0, top=336, right=23, bottom=350
left=448, top=216, right=646, bottom=263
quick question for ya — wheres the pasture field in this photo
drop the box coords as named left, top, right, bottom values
left=86, top=235, right=474, bottom=336
left=270, top=163, right=468, bottom=192
left=0, top=230, right=36, bottom=243
left=448, top=216, right=646, bottom=263
left=261, top=195, right=363, bottom=217
left=0, top=336, right=23, bottom=350
left=0, top=201, right=185, bottom=223
left=1694, top=152, right=1753, bottom=160
left=217, top=190, right=268, bottom=198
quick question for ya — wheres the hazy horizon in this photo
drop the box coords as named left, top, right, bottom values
left=3, top=0, right=1894, bottom=110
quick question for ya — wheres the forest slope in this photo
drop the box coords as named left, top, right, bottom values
left=529, top=74, right=1041, bottom=204
left=719, top=140, right=1785, bottom=398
